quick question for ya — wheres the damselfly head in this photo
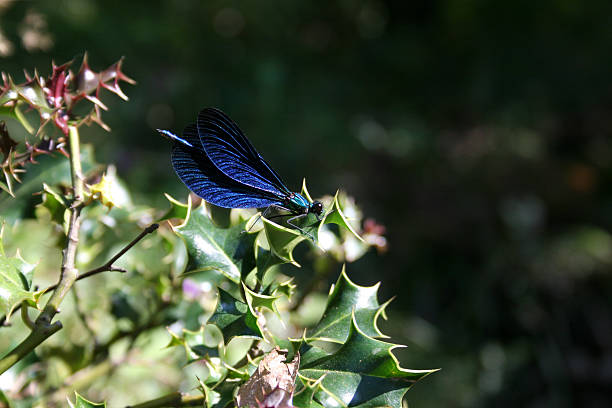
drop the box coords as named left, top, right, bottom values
left=310, top=201, right=323, bottom=216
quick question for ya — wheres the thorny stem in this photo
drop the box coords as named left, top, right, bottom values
left=38, top=125, right=84, bottom=321
left=0, top=125, right=83, bottom=374
left=0, top=126, right=90, bottom=375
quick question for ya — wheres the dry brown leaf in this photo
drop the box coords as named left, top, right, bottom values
left=236, top=347, right=300, bottom=408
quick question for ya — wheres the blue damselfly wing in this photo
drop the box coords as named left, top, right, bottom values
left=159, top=108, right=324, bottom=222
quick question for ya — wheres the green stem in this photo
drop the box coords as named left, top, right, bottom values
left=20, top=301, right=34, bottom=329
left=0, top=125, right=83, bottom=375
left=38, top=125, right=84, bottom=319
left=0, top=321, right=62, bottom=373
left=0, top=224, right=159, bottom=327
left=126, top=393, right=205, bottom=408
left=12, top=104, right=35, bottom=135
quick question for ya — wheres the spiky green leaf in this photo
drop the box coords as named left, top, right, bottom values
left=254, top=232, right=285, bottom=284
left=166, top=324, right=223, bottom=364
left=158, top=193, right=190, bottom=222
left=324, top=192, right=364, bottom=242
left=307, top=267, right=390, bottom=343
left=174, top=203, right=256, bottom=284
left=68, top=392, right=105, bottom=408
left=0, top=235, right=39, bottom=318
left=243, top=282, right=281, bottom=314
left=297, top=315, right=437, bottom=408
left=261, top=217, right=307, bottom=265
left=208, top=288, right=263, bottom=342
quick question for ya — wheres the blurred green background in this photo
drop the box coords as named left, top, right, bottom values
left=2, top=0, right=612, bottom=406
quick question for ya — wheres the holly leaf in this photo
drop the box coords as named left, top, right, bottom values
left=68, top=392, right=105, bottom=408
left=264, top=278, right=296, bottom=300
left=158, top=193, right=190, bottom=222
left=293, top=376, right=325, bottom=408
left=199, top=379, right=238, bottom=408
left=297, top=314, right=437, bottom=408
left=324, top=192, right=364, bottom=242
left=307, top=267, right=390, bottom=343
left=243, top=282, right=281, bottom=314
left=206, top=202, right=232, bottom=228
left=166, top=324, right=223, bottom=364
left=0, top=234, right=39, bottom=318
left=174, top=203, right=257, bottom=284
left=37, top=183, right=68, bottom=230
left=88, top=165, right=131, bottom=210
left=254, top=232, right=285, bottom=284
left=208, top=287, right=263, bottom=342
left=261, top=217, right=307, bottom=266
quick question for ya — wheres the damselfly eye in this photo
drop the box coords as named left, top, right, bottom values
left=310, top=201, right=323, bottom=216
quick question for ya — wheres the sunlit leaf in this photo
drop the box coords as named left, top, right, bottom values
left=324, top=192, right=363, bottom=242
left=208, top=287, right=263, bottom=342
left=68, top=392, right=105, bottom=408
left=261, top=217, right=306, bottom=266
left=253, top=230, right=285, bottom=284
left=264, top=278, right=296, bottom=300
left=88, top=165, right=131, bottom=209
left=158, top=193, right=190, bottom=222
left=298, top=314, right=437, bottom=408
left=166, top=324, right=223, bottom=364
left=307, top=266, right=390, bottom=343
left=243, top=282, right=281, bottom=314
left=37, top=183, right=68, bottom=230
left=0, top=233, right=39, bottom=318
left=174, top=203, right=256, bottom=284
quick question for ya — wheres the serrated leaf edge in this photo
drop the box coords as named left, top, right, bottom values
left=325, top=191, right=364, bottom=243
left=173, top=202, right=243, bottom=283
left=261, top=216, right=305, bottom=266
left=302, top=312, right=438, bottom=379
left=307, top=266, right=391, bottom=343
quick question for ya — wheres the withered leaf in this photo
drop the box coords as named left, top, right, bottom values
left=236, top=348, right=300, bottom=408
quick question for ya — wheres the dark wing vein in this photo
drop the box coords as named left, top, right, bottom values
left=197, top=108, right=291, bottom=197
left=171, top=124, right=281, bottom=209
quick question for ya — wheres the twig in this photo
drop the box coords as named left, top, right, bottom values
left=66, top=223, right=160, bottom=285
left=0, top=223, right=159, bottom=326
left=0, top=125, right=84, bottom=375
left=126, top=392, right=205, bottom=408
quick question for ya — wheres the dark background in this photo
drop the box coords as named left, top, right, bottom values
left=2, top=1, right=612, bottom=406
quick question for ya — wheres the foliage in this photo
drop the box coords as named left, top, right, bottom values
left=3, top=2, right=612, bottom=407
left=0, top=229, right=39, bottom=318
left=0, top=56, right=432, bottom=408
